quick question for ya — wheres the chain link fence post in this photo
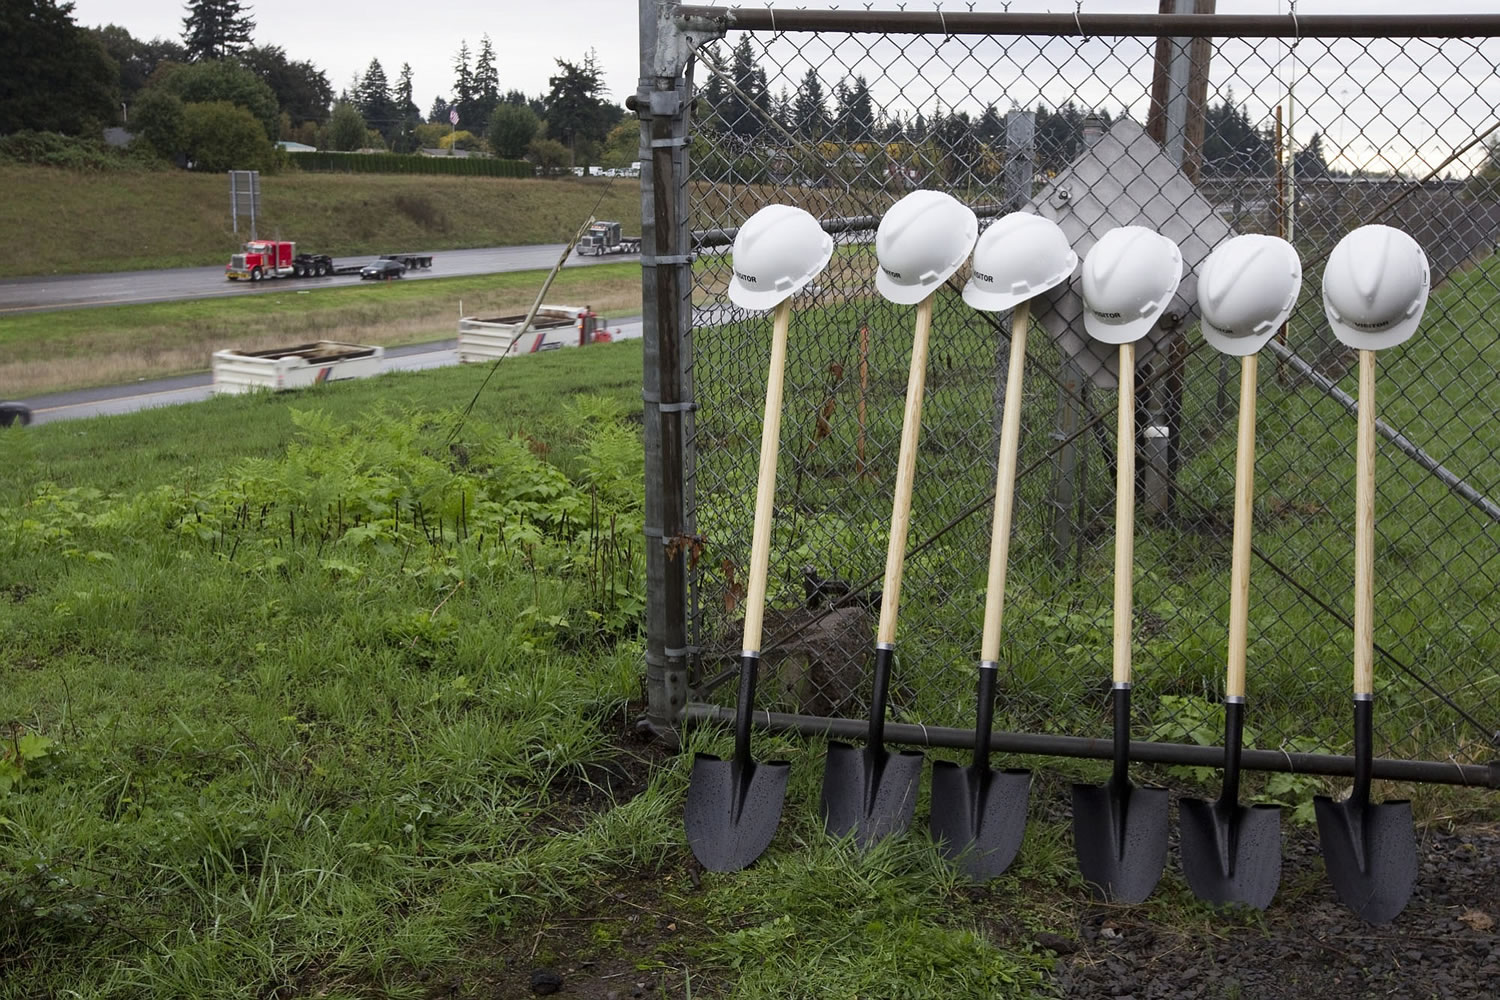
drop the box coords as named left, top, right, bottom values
left=638, top=0, right=713, bottom=743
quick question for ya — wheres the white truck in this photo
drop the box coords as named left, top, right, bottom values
left=211, top=341, right=386, bottom=394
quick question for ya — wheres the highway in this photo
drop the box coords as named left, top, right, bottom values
left=20, top=318, right=646, bottom=426
left=0, top=244, right=621, bottom=315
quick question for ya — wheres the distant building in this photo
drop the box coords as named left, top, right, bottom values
left=102, top=127, right=134, bottom=148
left=276, top=141, right=317, bottom=152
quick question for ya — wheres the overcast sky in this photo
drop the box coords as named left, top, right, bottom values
left=69, top=0, right=1497, bottom=172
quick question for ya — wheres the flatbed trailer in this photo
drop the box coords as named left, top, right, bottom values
left=380, top=253, right=435, bottom=269
left=225, top=241, right=436, bottom=280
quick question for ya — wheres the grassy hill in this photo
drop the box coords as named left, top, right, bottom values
left=0, top=165, right=642, bottom=276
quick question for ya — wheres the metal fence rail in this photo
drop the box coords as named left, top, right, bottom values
left=638, top=3, right=1500, bottom=784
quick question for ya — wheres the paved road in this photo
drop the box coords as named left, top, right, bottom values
left=0, top=244, right=626, bottom=315
left=20, top=318, right=646, bottom=426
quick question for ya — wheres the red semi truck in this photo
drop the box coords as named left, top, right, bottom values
left=225, top=241, right=434, bottom=281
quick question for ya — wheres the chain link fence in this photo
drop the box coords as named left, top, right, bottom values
left=646, top=5, right=1500, bottom=781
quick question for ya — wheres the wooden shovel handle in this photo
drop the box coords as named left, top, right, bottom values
left=1354, top=349, right=1376, bottom=697
left=876, top=295, right=934, bottom=646
left=1226, top=354, right=1258, bottom=700
left=1113, top=342, right=1135, bottom=686
left=980, top=301, right=1030, bottom=663
left=741, top=299, right=791, bottom=654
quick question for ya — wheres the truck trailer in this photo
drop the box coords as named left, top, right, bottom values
left=225, top=241, right=434, bottom=281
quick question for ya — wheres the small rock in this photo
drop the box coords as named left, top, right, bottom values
left=530, top=968, right=563, bottom=995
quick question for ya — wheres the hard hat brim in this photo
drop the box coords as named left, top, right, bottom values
left=876, top=266, right=939, bottom=305
left=1323, top=285, right=1426, bottom=351
left=961, top=281, right=1032, bottom=313
left=728, top=281, right=795, bottom=312
left=1084, top=308, right=1164, bottom=345
left=1200, top=321, right=1278, bottom=357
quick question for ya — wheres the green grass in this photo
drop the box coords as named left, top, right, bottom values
left=0, top=345, right=1078, bottom=999
left=0, top=166, right=642, bottom=276
left=1, top=264, right=641, bottom=397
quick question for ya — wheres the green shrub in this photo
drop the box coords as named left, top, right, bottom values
left=287, top=150, right=532, bottom=178
left=0, top=130, right=163, bottom=171
left=181, top=101, right=275, bottom=172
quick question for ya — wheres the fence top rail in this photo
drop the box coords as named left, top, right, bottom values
left=675, top=7, right=1500, bottom=39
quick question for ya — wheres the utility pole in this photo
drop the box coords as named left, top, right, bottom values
left=1144, top=0, right=1216, bottom=517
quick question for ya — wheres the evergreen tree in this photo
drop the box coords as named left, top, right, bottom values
left=1293, top=131, right=1331, bottom=178
left=544, top=50, right=619, bottom=155
left=181, top=0, right=254, bottom=62
left=699, top=68, right=726, bottom=132
left=835, top=75, right=874, bottom=142
left=976, top=103, right=1003, bottom=146
left=428, top=94, right=449, bottom=124
left=504, top=89, right=546, bottom=119
left=1202, top=90, right=1272, bottom=177
left=792, top=69, right=828, bottom=138
left=724, top=36, right=768, bottom=138
left=451, top=40, right=474, bottom=129
left=472, top=34, right=499, bottom=127
left=771, top=86, right=791, bottom=133
left=355, top=58, right=397, bottom=137
left=240, top=44, right=331, bottom=124
left=391, top=63, right=420, bottom=152
left=1, top=0, right=117, bottom=134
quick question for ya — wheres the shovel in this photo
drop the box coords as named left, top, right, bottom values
left=929, top=300, right=1033, bottom=880
left=1072, top=341, right=1169, bottom=903
left=1178, top=352, right=1282, bottom=909
left=1313, top=349, right=1417, bottom=924
left=819, top=295, right=930, bottom=847
left=684, top=299, right=794, bottom=872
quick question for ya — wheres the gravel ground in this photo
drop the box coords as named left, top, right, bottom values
left=1050, top=821, right=1500, bottom=999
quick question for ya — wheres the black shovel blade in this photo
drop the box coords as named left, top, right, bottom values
left=1178, top=797, right=1283, bottom=910
left=930, top=762, right=1031, bottom=881
left=820, top=741, right=924, bottom=848
left=684, top=753, right=790, bottom=873
left=1072, top=779, right=1169, bottom=903
left=1314, top=793, right=1417, bottom=924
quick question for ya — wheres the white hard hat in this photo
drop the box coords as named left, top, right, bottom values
left=727, top=204, right=834, bottom=312
left=874, top=190, right=979, bottom=305
left=1196, top=234, right=1303, bottom=357
left=1321, top=224, right=1429, bottom=351
left=1080, top=226, right=1184, bottom=345
left=962, top=212, right=1078, bottom=312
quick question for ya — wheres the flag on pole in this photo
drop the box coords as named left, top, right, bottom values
left=449, top=108, right=459, bottom=126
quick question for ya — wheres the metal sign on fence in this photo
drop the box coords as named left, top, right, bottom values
left=229, top=170, right=260, bottom=240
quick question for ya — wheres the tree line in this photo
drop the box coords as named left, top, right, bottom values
left=696, top=38, right=1332, bottom=182
left=1, top=0, right=628, bottom=176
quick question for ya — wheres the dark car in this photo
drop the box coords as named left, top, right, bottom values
left=1, top=402, right=32, bottom=427
left=360, top=259, right=405, bottom=281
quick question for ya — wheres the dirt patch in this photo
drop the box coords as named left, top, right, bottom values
left=477, top=880, right=706, bottom=1000
left=1007, top=776, right=1500, bottom=1000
